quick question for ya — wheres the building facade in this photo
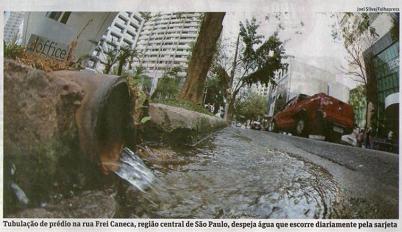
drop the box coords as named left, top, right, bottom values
left=86, top=12, right=145, bottom=72
left=363, top=29, right=399, bottom=138
left=22, top=12, right=117, bottom=62
left=4, top=12, right=25, bottom=43
left=135, top=12, right=202, bottom=92
left=338, top=13, right=397, bottom=134
left=266, top=57, right=350, bottom=117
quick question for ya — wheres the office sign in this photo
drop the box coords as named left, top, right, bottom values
left=26, top=34, right=69, bottom=60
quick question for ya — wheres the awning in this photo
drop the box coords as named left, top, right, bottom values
left=385, top=92, right=399, bottom=109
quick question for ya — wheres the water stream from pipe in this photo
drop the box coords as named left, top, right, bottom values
left=114, top=147, right=155, bottom=192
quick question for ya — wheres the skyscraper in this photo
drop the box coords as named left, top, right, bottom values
left=87, top=12, right=145, bottom=72
left=135, top=12, right=202, bottom=90
left=4, top=12, right=25, bottom=43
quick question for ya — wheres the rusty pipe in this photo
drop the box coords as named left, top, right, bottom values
left=52, top=70, right=131, bottom=174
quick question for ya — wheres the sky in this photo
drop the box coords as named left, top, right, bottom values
left=221, top=11, right=359, bottom=89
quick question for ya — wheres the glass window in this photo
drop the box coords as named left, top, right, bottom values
left=60, top=12, right=71, bottom=24
left=385, top=78, right=389, bottom=89
left=390, top=46, right=396, bottom=58
left=46, top=12, right=63, bottom=21
left=388, top=50, right=392, bottom=61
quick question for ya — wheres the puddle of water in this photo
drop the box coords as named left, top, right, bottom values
left=120, top=129, right=340, bottom=218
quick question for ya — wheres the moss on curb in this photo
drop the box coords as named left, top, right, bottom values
left=151, top=99, right=214, bottom=116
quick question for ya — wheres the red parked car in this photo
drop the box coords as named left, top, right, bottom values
left=270, top=93, right=354, bottom=142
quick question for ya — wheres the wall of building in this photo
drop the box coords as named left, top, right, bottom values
left=328, top=82, right=350, bottom=103
left=363, top=30, right=399, bottom=137
left=135, top=12, right=202, bottom=92
left=87, top=12, right=144, bottom=72
left=266, top=58, right=350, bottom=117
left=4, top=12, right=25, bottom=43
left=22, top=12, right=117, bottom=61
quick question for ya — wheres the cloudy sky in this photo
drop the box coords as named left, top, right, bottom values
left=221, top=11, right=359, bottom=89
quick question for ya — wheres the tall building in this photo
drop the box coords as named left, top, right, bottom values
left=339, top=13, right=398, bottom=138
left=363, top=24, right=399, bottom=138
left=248, top=83, right=269, bottom=97
left=86, top=12, right=145, bottom=72
left=266, top=57, right=349, bottom=117
left=4, top=12, right=25, bottom=43
left=135, top=12, right=202, bottom=91
left=22, top=12, right=117, bottom=62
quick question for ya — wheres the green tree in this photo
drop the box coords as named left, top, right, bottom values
left=99, top=45, right=119, bottom=74
left=151, top=78, right=180, bottom=100
left=179, top=12, right=226, bottom=103
left=151, top=66, right=183, bottom=100
left=215, top=17, right=287, bottom=122
left=116, top=45, right=140, bottom=76
left=332, top=13, right=380, bottom=131
left=235, top=92, right=267, bottom=121
left=130, top=66, right=152, bottom=94
left=349, top=85, right=366, bottom=128
left=204, top=76, right=225, bottom=114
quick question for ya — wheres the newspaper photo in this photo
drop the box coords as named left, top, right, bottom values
left=1, top=0, right=400, bottom=231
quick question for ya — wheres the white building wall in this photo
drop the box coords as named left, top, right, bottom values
left=87, top=12, right=144, bottom=72
left=288, top=60, right=334, bottom=100
left=328, top=82, right=350, bottom=103
left=4, top=12, right=25, bottom=43
left=22, top=12, right=117, bottom=61
left=135, top=12, right=202, bottom=92
left=267, top=58, right=350, bottom=116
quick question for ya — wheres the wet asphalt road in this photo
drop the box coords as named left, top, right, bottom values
left=126, top=126, right=399, bottom=219
left=238, top=126, right=399, bottom=218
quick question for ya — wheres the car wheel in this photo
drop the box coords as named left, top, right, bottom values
left=327, top=131, right=342, bottom=143
left=295, top=118, right=307, bottom=137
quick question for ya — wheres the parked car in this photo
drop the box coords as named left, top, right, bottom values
left=250, top=121, right=262, bottom=130
left=270, top=93, right=354, bottom=142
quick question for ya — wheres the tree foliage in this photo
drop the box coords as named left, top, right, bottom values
left=349, top=85, right=366, bottom=128
left=151, top=66, right=183, bottom=100
left=235, top=93, right=267, bottom=121
left=204, top=76, right=226, bottom=114
left=332, top=13, right=380, bottom=130
left=127, top=66, right=152, bottom=94
left=90, top=39, right=139, bottom=75
left=116, top=45, right=140, bottom=75
left=152, top=78, right=180, bottom=100
left=239, top=18, right=287, bottom=86
left=213, top=17, right=287, bottom=121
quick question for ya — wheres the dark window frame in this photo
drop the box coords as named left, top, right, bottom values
left=46, top=12, right=71, bottom=24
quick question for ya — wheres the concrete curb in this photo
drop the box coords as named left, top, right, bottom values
left=144, top=103, right=227, bottom=145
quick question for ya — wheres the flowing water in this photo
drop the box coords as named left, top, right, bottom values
left=119, top=128, right=340, bottom=219
left=114, top=147, right=155, bottom=192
